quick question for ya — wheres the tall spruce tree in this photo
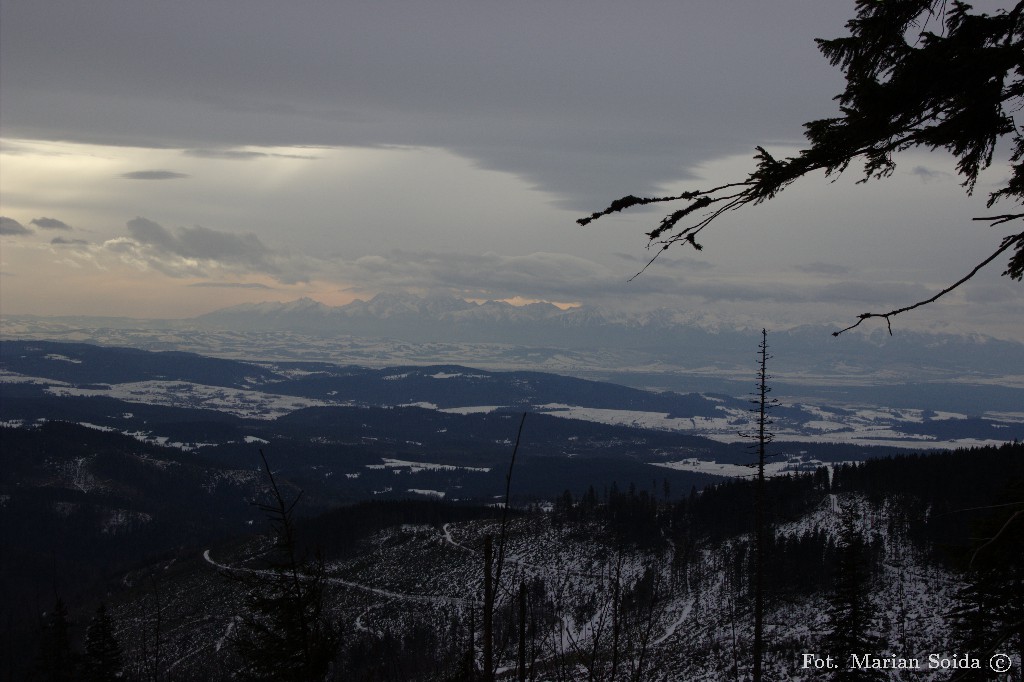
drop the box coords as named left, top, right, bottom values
left=823, top=502, right=882, bottom=681
left=82, top=603, right=122, bottom=682
left=34, top=598, right=77, bottom=682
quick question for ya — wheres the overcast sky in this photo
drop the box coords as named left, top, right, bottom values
left=1, top=0, right=1021, bottom=338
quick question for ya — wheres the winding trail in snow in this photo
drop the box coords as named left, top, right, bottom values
left=442, top=523, right=692, bottom=656
left=653, top=596, right=694, bottom=647
left=440, top=523, right=605, bottom=582
left=202, top=549, right=478, bottom=608
left=208, top=526, right=691, bottom=660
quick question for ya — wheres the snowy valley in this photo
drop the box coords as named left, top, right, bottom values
left=2, top=335, right=1022, bottom=680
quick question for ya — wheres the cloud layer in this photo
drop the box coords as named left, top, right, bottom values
left=0, top=217, right=31, bottom=235
left=30, top=217, right=71, bottom=230
left=100, top=217, right=311, bottom=283
left=120, top=170, right=189, bottom=180
left=28, top=215, right=1013, bottom=318
left=0, top=1, right=850, bottom=208
left=1, top=2, right=1019, bottom=338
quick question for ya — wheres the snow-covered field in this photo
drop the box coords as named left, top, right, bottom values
left=651, top=457, right=821, bottom=478
left=3, top=362, right=1015, bottom=452
left=45, top=380, right=333, bottom=419
left=366, top=458, right=492, bottom=474
left=536, top=402, right=1011, bottom=450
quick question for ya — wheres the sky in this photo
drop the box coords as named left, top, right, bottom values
left=1, top=0, right=1021, bottom=338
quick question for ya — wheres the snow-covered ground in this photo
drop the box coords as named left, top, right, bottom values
left=2, top=353, right=1018, bottom=453
left=45, top=380, right=333, bottom=419
left=651, top=457, right=818, bottom=478
left=366, top=458, right=491, bottom=474
left=536, top=402, right=1011, bottom=450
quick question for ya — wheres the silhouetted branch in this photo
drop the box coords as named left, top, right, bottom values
left=575, top=183, right=748, bottom=227
left=976, top=213, right=1024, bottom=226
left=580, top=0, right=1024, bottom=327
left=833, top=229, right=1024, bottom=336
left=969, top=509, right=1023, bottom=570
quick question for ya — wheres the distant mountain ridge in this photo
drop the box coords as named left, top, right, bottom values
left=195, top=292, right=584, bottom=338
left=5, top=293, right=1024, bottom=404
left=3, top=339, right=1020, bottom=456
left=192, top=292, right=1024, bottom=380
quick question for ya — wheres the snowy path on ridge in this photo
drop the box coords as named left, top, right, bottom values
left=203, top=549, right=479, bottom=607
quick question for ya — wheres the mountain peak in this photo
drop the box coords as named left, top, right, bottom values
left=352, top=292, right=476, bottom=318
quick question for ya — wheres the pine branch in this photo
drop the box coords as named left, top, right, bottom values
left=581, top=0, right=1024, bottom=326
left=833, top=229, right=1024, bottom=336
left=576, top=183, right=748, bottom=227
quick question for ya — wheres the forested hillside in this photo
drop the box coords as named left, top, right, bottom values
left=10, top=442, right=1020, bottom=680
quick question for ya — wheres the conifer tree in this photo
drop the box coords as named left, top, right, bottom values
left=34, top=598, right=78, bottom=682
left=952, top=480, right=1024, bottom=680
left=82, top=603, right=122, bottom=682
left=823, top=502, right=882, bottom=681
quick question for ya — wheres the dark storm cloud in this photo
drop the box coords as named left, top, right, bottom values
left=126, top=217, right=177, bottom=251
left=0, top=0, right=849, bottom=208
left=113, top=217, right=311, bottom=282
left=0, top=217, right=32, bottom=235
left=50, top=236, right=89, bottom=246
left=120, top=170, right=189, bottom=180
left=126, top=217, right=272, bottom=265
left=30, top=216, right=72, bottom=230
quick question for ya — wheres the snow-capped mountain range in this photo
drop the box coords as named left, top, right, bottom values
left=10, top=291, right=1016, bottom=382
left=4, top=292, right=1024, bottom=421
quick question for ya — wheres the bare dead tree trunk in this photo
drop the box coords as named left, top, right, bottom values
left=528, top=581, right=540, bottom=682
left=518, top=581, right=527, bottom=682
left=467, top=603, right=476, bottom=681
left=483, top=534, right=494, bottom=682
left=739, top=329, right=775, bottom=682
left=610, top=553, right=623, bottom=681
left=484, top=412, right=528, bottom=682
left=727, top=552, right=741, bottom=682
left=149, top=576, right=162, bottom=682
left=752, top=328, right=769, bottom=682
